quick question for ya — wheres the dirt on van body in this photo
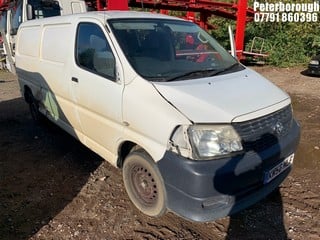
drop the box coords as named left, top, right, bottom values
left=0, top=66, right=319, bottom=240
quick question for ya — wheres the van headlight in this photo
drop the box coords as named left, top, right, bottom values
left=169, top=125, right=243, bottom=160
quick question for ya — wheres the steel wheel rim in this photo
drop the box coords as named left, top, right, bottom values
left=131, top=164, right=158, bottom=206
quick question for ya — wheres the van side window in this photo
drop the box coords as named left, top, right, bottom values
left=75, top=22, right=116, bottom=80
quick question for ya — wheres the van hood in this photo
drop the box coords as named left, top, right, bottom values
left=152, top=68, right=290, bottom=123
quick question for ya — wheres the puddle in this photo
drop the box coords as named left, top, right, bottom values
left=294, top=143, right=320, bottom=170
left=291, top=94, right=320, bottom=170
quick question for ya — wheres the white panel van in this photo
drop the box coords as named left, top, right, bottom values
left=16, top=11, right=300, bottom=222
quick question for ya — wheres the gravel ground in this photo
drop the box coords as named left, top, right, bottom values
left=0, top=66, right=319, bottom=240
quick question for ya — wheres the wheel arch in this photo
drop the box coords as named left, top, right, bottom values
left=117, top=140, right=161, bottom=168
left=117, top=141, right=138, bottom=168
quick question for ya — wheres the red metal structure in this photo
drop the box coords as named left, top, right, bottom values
left=0, top=0, right=10, bottom=10
left=90, top=0, right=255, bottom=60
left=0, top=0, right=256, bottom=60
left=107, top=0, right=128, bottom=10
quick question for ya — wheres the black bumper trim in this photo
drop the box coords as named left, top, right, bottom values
left=157, top=119, right=300, bottom=222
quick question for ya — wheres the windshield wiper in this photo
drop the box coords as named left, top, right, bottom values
left=209, top=62, right=241, bottom=77
left=165, top=63, right=241, bottom=82
left=166, top=69, right=216, bottom=82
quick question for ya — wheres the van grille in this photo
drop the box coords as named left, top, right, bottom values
left=232, top=105, right=293, bottom=152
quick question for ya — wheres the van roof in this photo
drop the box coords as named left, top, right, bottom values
left=19, top=11, right=185, bottom=27
left=95, top=11, right=182, bottom=20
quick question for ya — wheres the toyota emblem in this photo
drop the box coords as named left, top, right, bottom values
left=273, top=121, right=284, bottom=135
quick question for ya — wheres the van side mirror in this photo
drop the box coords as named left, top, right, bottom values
left=27, top=4, right=34, bottom=20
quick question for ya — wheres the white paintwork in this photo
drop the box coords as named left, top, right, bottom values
left=153, top=67, right=290, bottom=123
left=16, top=11, right=291, bottom=165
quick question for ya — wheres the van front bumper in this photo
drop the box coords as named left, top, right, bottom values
left=157, top=119, right=300, bottom=222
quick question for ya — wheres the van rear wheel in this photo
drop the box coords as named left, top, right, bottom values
left=123, top=149, right=167, bottom=217
left=26, top=90, right=42, bottom=123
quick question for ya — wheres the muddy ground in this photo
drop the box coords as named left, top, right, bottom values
left=0, top=66, right=319, bottom=240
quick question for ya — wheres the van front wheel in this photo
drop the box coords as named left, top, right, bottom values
left=123, top=150, right=167, bottom=217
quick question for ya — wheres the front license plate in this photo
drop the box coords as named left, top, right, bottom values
left=264, top=154, right=294, bottom=184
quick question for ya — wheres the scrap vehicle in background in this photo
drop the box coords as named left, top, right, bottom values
left=0, top=0, right=87, bottom=72
left=308, top=54, right=320, bottom=76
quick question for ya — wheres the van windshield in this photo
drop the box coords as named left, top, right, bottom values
left=28, top=0, right=61, bottom=18
left=109, top=18, right=243, bottom=82
left=0, top=11, right=7, bottom=34
left=11, top=0, right=61, bottom=35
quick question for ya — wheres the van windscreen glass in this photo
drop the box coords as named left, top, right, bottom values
left=109, top=18, right=243, bottom=82
left=0, top=11, right=7, bottom=33
left=11, top=0, right=61, bottom=35
left=28, top=0, right=61, bottom=18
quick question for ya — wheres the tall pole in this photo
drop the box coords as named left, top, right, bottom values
left=235, top=0, right=247, bottom=59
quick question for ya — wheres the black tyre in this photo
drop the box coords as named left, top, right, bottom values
left=26, top=90, right=43, bottom=123
left=123, top=149, right=167, bottom=217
